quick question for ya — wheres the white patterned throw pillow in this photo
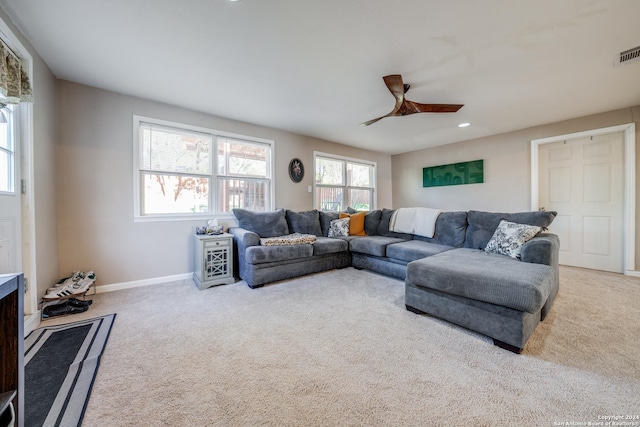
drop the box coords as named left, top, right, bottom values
left=328, top=217, right=350, bottom=237
left=484, top=219, right=541, bottom=259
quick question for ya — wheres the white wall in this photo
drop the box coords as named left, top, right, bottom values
left=56, top=81, right=392, bottom=286
left=392, top=105, right=640, bottom=267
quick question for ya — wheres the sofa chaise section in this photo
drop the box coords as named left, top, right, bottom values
left=405, top=231, right=560, bottom=353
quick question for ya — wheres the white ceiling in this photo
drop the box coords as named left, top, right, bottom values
left=2, top=0, right=640, bottom=155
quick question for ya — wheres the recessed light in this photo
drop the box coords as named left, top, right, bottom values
left=458, top=122, right=470, bottom=128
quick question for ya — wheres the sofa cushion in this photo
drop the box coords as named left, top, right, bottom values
left=464, top=210, right=557, bottom=250
left=312, top=236, right=349, bottom=256
left=233, top=208, right=289, bottom=238
left=339, top=212, right=367, bottom=236
left=347, top=208, right=382, bottom=236
left=406, top=248, right=553, bottom=313
left=386, top=240, right=453, bottom=263
left=412, top=211, right=468, bottom=248
left=285, top=209, right=322, bottom=236
left=349, top=236, right=408, bottom=257
left=484, top=220, right=541, bottom=259
left=246, top=244, right=313, bottom=265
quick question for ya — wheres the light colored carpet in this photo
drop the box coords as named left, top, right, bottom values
left=41, top=266, right=640, bottom=426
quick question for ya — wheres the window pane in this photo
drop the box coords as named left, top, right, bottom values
left=0, top=121, right=10, bottom=150
left=217, top=178, right=268, bottom=212
left=348, top=162, right=371, bottom=187
left=0, top=150, right=11, bottom=192
left=316, top=187, right=344, bottom=211
left=218, top=138, right=267, bottom=178
left=349, top=188, right=372, bottom=211
left=140, top=124, right=210, bottom=174
left=316, top=157, right=344, bottom=185
left=142, top=173, right=209, bottom=214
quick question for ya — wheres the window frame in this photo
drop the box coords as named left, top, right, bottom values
left=313, top=151, right=377, bottom=211
left=133, top=115, right=274, bottom=222
left=0, top=104, right=16, bottom=195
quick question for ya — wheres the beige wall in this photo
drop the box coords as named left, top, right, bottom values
left=56, top=81, right=392, bottom=285
left=0, top=9, right=60, bottom=299
left=392, top=105, right=640, bottom=269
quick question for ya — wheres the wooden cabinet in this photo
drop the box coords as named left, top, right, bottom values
left=193, top=234, right=235, bottom=290
left=0, top=274, right=24, bottom=427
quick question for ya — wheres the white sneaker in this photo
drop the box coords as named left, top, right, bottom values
left=43, top=271, right=96, bottom=299
left=46, top=271, right=84, bottom=293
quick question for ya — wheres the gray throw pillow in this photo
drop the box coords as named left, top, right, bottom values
left=232, top=208, right=290, bottom=238
left=485, top=220, right=541, bottom=259
left=347, top=207, right=382, bottom=236
left=319, top=211, right=341, bottom=237
left=285, top=210, right=322, bottom=236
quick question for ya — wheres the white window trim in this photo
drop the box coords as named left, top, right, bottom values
left=313, top=151, right=377, bottom=210
left=133, top=115, right=274, bottom=222
left=0, top=105, right=16, bottom=195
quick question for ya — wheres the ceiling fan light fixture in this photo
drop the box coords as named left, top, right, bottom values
left=458, top=122, right=470, bottom=128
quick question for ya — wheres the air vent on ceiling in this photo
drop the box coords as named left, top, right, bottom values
left=614, top=45, right=640, bottom=67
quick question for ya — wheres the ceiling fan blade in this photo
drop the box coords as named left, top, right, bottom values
left=382, top=74, right=405, bottom=101
left=361, top=116, right=385, bottom=126
left=403, top=101, right=464, bottom=113
left=362, top=97, right=404, bottom=126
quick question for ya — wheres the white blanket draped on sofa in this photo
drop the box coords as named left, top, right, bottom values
left=389, top=207, right=444, bottom=238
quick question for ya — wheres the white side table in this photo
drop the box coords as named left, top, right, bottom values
left=193, top=233, right=235, bottom=290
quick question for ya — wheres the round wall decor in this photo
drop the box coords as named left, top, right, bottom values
left=288, top=158, right=304, bottom=183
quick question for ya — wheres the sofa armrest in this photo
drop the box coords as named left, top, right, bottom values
left=229, top=227, right=261, bottom=281
left=520, top=233, right=560, bottom=267
left=229, top=227, right=261, bottom=249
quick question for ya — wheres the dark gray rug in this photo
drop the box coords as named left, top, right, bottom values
left=24, top=314, right=116, bottom=427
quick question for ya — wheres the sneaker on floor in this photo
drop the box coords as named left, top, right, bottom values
left=43, top=279, right=94, bottom=299
left=68, top=298, right=92, bottom=308
left=42, top=301, right=89, bottom=318
left=70, top=276, right=95, bottom=293
left=47, top=271, right=86, bottom=293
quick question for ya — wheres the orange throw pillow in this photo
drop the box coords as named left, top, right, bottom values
left=339, top=212, right=367, bottom=236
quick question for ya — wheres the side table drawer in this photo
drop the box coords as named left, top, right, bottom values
left=204, top=239, right=230, bottom=249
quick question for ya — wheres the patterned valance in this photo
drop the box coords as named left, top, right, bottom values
left=0, top=43, right=33, bottom=104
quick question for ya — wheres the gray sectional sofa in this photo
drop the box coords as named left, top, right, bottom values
left=229, top=207, right=559, bottom=353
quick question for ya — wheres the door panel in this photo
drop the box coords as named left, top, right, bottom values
left=539, top=132, right=624, bottom=273
left=0, top=106, right=20, bottom=275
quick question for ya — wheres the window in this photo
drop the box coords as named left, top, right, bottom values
left=314, top=152, right=376, bottom=211
left=0, top=104, right=15, bottom=194
left=134, top=116, right=273, bottom=219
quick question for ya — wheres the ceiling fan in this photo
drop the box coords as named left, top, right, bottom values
left=361, top=74, right=464, bottom=126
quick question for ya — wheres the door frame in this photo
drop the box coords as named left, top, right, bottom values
left=0, top=18, right=39, bottom=326
left=530, top=123, right=636, bottom=275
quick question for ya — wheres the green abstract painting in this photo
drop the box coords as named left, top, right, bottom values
left=423, top=159, right=484, bottom=187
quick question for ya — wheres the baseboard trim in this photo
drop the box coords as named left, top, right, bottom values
left=625, top=270, right=640, bottom=278
left=96, top=273, right=193, bottom=294
left=24, top=312, right=41, bottom=335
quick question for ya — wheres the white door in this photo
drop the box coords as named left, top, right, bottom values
left=538, top=132, right=625, bottom=273
left=0, top=104, right=21, bottom=275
